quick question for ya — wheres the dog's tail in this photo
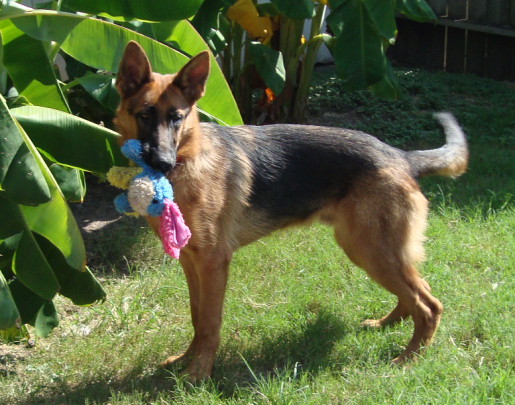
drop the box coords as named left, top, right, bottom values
left=406, top=113, right=468, bottom=178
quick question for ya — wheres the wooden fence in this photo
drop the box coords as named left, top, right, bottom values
left=388, top=0, right=515, bottom=81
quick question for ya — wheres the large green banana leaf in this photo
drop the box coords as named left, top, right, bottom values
left=326, top=0, right=435, bottom=96
left=0, top=271, right=19, bottom=330
left=1, top=7, right=242, bottom=126
left=6, top=277, right=59, bottom=338
left=363, top=0, right=397, bottom=44
left=0, top=2, right=245, bottom=338
left=0, top=19, right=70, bottom=113
left=62, top=0, right=204, bottom=22
left=270, top=0, right=315, bottom=19
left=75, top=74, right=119, bottom=112
left=327, top=0, right=386, bottom=91
left=248, top=42, right=286, bottom=96
left=0, top=96, right=85, bottom=272
left=395, top=0, right=437, bottom=23
left=12, top=106, right=127, bottom=173
left=0, top=96, right=105, bottom=335
left=49, top=163, right=86, bottom=203
left=0, top=97, right=51, bottom=206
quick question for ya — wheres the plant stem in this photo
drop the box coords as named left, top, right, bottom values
left=232, top=23, right=244, bottom=107
left=278, top=16, right=305, bottom=122
left=221, top=24, right=233, bottom=89
left=61, top=78, right=80, bottom=91
left=292, top=3, right=326, bottom=123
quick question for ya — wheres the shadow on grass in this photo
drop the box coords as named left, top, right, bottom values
left=13, top=306, right=410, bottom=404
left=212, top=307, right=411, bottom=397
left=15, top=369, right=180, bottom=405
left=81, top=215, right=160, bottom=275
left=212, top=306, right=350, bottom=391
left=15, top=307, right=349, bottom=404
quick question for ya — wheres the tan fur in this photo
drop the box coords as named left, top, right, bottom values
left=436, top=157, right=468, bottom=178
left=114, top=42, right=465, bottom=381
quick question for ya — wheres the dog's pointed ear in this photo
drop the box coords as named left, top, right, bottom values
left=172, top=51, right=210, bottom=105
left=116, top=41, right=152, bottom=99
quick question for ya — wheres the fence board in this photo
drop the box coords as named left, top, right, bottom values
left=402, top=19, right=427, bottom=66
left=426, top=0, right=448, bottom=16
left=390, top=1, right=515, bottom=82
left=466, top=30, right=487, bottom=76
left=488, top=0, right=511, bottom=25
left=407, top=23, right=430, bottom=66
left=425, top=25, right=447, bottom=70
left=485, top=34, right=515, bottom=80
left=389, top=19, right=446, bottom=71
left=448, top=0, right=467, bottom=19
left=446, top=27, right=466, bottom=73
left=469, top=0, right=488, bottom=22
left=389, top=19, right=410, bottom=64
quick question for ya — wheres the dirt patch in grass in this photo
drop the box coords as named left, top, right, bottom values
left=0, top=344, right=30, bottom=377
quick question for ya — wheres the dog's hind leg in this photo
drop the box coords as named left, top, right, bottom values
left=334, top=169, right=443, bottom=364
left=360, top=277, right=432, bottom=328
left=362, top=262, right=443, bottom=365
left=361, top=301, right=410, bottom=328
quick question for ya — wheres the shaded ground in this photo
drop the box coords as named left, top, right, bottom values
left=0, top=344, right=27, bottom=378
left=69, top=175, right=123, bottom=234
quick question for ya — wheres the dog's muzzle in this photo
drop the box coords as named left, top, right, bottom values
left=151, top=151, right=176, bottom=175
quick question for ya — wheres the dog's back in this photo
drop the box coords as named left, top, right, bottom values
left=192, top=115, right=467, bottom=239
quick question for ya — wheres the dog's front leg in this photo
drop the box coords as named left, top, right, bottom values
left=160, top=249, right=200, bottom=369
left=175, top=245, right=231, bottom=381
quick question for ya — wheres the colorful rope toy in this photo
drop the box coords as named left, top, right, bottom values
left=107, top=139, right=191, bottom=259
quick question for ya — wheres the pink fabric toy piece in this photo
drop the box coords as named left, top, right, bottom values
left=159, top=199, right=192, bottom=259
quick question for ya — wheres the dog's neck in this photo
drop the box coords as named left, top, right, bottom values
left=177, top=106, right=202, bottom=162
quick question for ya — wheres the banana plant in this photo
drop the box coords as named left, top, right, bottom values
left=0, top=0, right=242, bottom=339
left=191, top=0, right=436, bottom=124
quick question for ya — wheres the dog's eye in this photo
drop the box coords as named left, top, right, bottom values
left=169, top=112, right=183, bottom=125
left=138, top=109, right=154, bottom=123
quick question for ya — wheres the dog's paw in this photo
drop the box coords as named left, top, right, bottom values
left=360, top=319, right=383, bottom=329
left=160, top=353, right=191, bottom=370
left=180, top=366, right=211, bottom=383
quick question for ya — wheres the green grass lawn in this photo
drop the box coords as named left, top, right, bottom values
left=1, top=67, right=515, bottom=404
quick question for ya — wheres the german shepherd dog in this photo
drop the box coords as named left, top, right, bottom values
left=115, top=41, right=468, bottom=381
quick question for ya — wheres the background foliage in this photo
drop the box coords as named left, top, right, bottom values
left=195, top=0, right=436, bottom=123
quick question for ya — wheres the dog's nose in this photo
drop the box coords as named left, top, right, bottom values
left=143, top=144, right=176, bottom=175
left=154, top=157, right=174, bottom=175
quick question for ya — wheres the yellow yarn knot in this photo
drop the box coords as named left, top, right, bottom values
left=106, top=166, right=142, bottom=190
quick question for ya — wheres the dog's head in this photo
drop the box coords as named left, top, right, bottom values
left=115, top=41, right=210, bottom=174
